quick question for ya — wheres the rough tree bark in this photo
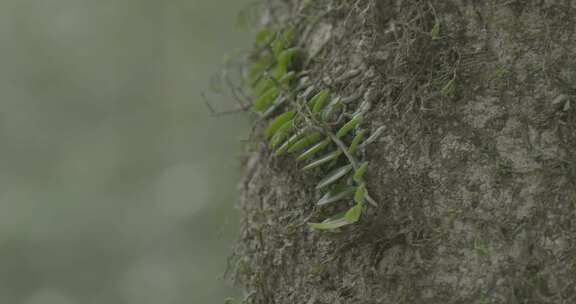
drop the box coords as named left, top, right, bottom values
left=233, top=1, right=576, bottom=303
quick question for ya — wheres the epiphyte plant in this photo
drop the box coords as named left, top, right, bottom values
left=248, top=25, right=379, bottom=230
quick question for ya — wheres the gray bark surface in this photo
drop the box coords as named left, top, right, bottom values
left=233, top=1, right=576, bottom=303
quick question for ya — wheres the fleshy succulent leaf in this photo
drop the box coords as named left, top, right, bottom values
left=316, top=164, right=353, bottom=190
left=302, top=150, right=341, bottom=170
left=288, top=132, right=322, bottom=154
left=253, top=87, right=279, bottom=112
left=354, top=183, right=366, bottom=204
left=336, top=114, right=363, bottom=138
left=345, top=204, right=362, bottom=223
left=297, top=139, right=330, bottom=161
left=353, top=161, right=369, bottom=184
left=317, top=185, right=356, bottom=206
left=266, top=111, right=295, bottom=139
left=308, top=211, right=350, bottom=230
left=348, top=130, right=366, bottom=155
left=310, top=90, right=330, bottom=114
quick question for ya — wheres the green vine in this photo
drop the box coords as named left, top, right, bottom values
left=247, top=26, right=380, bottom=230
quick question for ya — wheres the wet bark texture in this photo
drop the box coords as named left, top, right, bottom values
left=233, top=1, right=576, bottom=303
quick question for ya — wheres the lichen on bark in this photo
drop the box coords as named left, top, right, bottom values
left=231, top=1, right=576, bottom=303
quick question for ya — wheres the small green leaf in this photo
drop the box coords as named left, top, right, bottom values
left=275, top=131, right=305, bottom=155
left=278, top=71, right=296, bottom=84
left=308, top=212, right=350, bottom=230
left=310, top=201, right=363, bottom=230
left=310, top=90, right=330, bottom=113
left=269, top=121, right=292, bottom=149
left=255, top=27, right=273, bottom=45
left=271, top=40, right=285, bottom=58
left=348, top=130, right=366, bottom=155
left=262, top=96, right=287, bottom=118
left=321, top=97, right=342, bottom=121
left=253, top=78, right=274, bottom=97
left=273, top=68, right=287, bottom=83
left=277, top=48, right=299, bottom=73
left=302, top=150, right=341, bottom=171
left=287, top=132, right=322, bottom=154
left=272, top=27, right=296, bottom=57
left=354, top=183, right=366, bottom=204
left=316, top=164, right=353, bottom=190
left=265, top=111, right=295, bottom=139
left=336, top=114, right=363, bottom=138
left=353, top=161, right=369, bottom=183
left=309, top=204, right=362, bottom=230
left=431, top=20, right=441, bottom=40
left=253, top=87, right=279, bottom=112
left=254, top=69, right=293, bottom=98
left=317, top=185, right=356, bottom=206
left=296, top=139, right=330, bottom=161
left=249, top=54, right=273, bottom=87
left=345, top=204, right=362, bottom=223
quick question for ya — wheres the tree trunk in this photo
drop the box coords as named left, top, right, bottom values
left=233, top=1, right=576, bottom=303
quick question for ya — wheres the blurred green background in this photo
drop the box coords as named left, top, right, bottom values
left=0, top=0, right=253, bottom=303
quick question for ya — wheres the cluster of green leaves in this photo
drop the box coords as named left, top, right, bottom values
left=249, top=27, right=377, bottom=230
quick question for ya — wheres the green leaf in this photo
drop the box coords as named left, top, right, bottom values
left=253, top=69, right=294, bottom=99
left=296, top=139, right=330, bottom=161
left=354, top=183, right=366, bottom=204
left=255, top=27, right=273, bottom=45
left=262, top=96, right=287, bottom=118
left=345, top=204, right=362, bottom=223
left=310, top=90, right=330, bottom=114
left=274, top=131, right=305, bottom=155
left=277, top=48, right=299, bottom=74
left=302, top=150, right=341, bottom=171
left=353, top=161, right=369, bottom=183
left=336, top=114, right=363, bottom=138
left=321, top=97, right=342, bottom=121
left=273, top=68, right=287, bottom=83
left=272, top=27, right=295, bottom=57
left=308, top=212, right=350, bottom=230
left=317, top=185, right=356, bottom=206
left=348, top=130, right=366, bottom=155
left=309, top=203, right=362, bottom=230
left=287, top=132, right=322, bottom=154
left=271, top=40, right=285, bottom=58
left=278, top=71, right=296, bottom=84
left=431, top=20, right=441, bottom=40
left=249, top=54, right=273, bottom=87
left=253, top=78, right=274, bottom=97
left=253, top=87, right=279, bottom=112
left=265, top=111, right=295, bottom=139
left=316, top=164, right=353, bottom=190
left=265, top=70, right=295, bottom=90
left=269, top=121, right=292, bottom=149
